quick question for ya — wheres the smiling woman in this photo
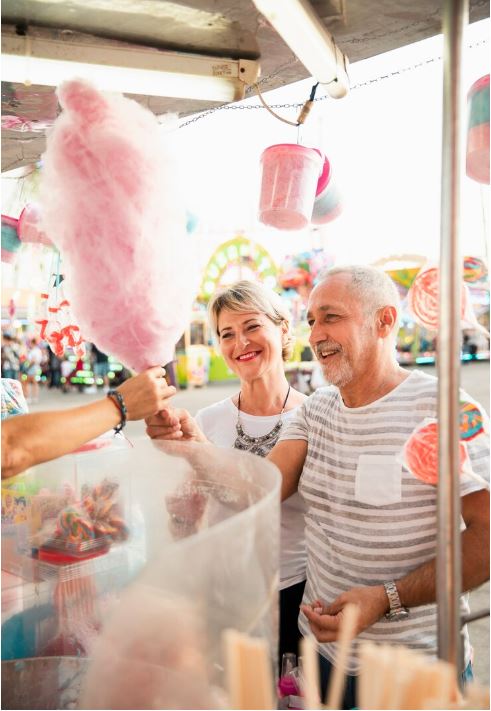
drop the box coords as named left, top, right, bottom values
left=146, top=279, right=308, bottom=661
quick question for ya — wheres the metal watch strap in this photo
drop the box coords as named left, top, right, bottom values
left=383, top=581, right=408, bottom=619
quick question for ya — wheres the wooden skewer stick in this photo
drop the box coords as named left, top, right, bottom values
left=325, top=603, right=360, bottom=710
left=224, top=628, right=275, bottom=709
left=301, top=634, right=321, bottom=710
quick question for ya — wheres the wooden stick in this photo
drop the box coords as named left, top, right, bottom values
left=300, top=634, right=321, bottom=710
left=358, top=641, right=383, bottom=710
left=325, top=603, right=359, bottom=710
left=224, top=629, right=275, bottom=709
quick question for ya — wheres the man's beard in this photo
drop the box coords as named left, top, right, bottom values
left=315, top=339, right=354, bottom=388
left=320, top=353, right=354, bottom=388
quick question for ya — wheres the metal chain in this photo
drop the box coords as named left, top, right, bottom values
left=179, top=38, right=488, bottom=129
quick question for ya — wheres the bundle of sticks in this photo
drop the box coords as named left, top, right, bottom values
left=224, top=604, right=489, bottom=710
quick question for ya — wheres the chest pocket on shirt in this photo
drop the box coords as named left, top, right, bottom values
left=354, top=455, right=402, bottom=506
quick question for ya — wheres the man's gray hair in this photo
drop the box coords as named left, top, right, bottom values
left=318, top=265, right=401, bottom=323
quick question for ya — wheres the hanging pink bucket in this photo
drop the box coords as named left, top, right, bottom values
left=259, top=144, right=323, bottom=230
left=311, top=152, right=342, bottom=224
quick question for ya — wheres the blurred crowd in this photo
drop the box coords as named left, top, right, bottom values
left=0, top=331, right=127, bottom=403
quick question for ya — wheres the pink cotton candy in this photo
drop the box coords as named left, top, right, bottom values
left=40, top=79, right=196, bottom=371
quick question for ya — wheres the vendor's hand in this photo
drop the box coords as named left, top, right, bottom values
left=117, top=366, right=175, bottom=421
left=165, top=486, right=208, bottom=539
left=300, top=586, right=388, bottom=642
left=145, top=408, right=207, bottom=443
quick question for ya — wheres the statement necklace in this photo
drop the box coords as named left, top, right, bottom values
left=234, top=385, right=291, bottom=457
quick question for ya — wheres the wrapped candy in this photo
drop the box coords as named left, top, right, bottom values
left=44, top=306, right=65, bottom=358
left=35, top=292, right=49, bottom=340
left=81, top=479, right=129, bottom=542
left=402, top=419, right=489, bottom=489
left=36, top=288, right=86, bottom=358
left=58, top=299, right=85, bottom=358
left=40, top=79, right=197, bottom=372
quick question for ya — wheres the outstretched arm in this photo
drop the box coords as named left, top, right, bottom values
left=2, top=366, right=172, bottom=479
left=267, top=439, right=307, bottom=500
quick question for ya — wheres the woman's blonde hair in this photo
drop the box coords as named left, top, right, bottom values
left=208, top=280, right=294, bottom=361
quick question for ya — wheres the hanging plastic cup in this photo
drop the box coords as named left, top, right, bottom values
left=18, top=203, right=54, bottom=247
left=1, top=215, right=21, bottom=264
left=466, top=74, right=490, bottom=184
left=311, top=152, right=343, bottom=225
left=259, top=144, right=323, bottom=230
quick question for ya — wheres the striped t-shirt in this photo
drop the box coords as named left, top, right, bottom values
left=279, top=369, right=489, bottom=674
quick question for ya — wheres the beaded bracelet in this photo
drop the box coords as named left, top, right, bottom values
left=107, top=390, right=127, bottom=434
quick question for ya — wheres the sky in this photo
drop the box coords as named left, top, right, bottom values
left=172, top=17, right=490, bottom=271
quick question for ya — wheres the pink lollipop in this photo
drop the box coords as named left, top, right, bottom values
left=40, top=79, right=197, bottom=371
left=403, top=420, right=488, bottom=489
left=408, top=267, right=468, bottom=331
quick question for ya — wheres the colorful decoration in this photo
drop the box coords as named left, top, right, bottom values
left=1, top=215, right=21, bottom=264
left=185, top=211, right=199, bottom=234
left=459, top=400, right=485, bottom=441
left=199, top=236, right=278, bottom=299
left=279, top=249, right=334, bottom=292
left=40, top=79, right=197, bottom=371
left=385, top=267, right=421, bottom=291
left=466, top=74, right=490, bottom=184
left=463, top=256, right=488, bottom=284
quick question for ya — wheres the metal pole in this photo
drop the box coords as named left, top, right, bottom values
left=437, top=0, right=468, bottom=679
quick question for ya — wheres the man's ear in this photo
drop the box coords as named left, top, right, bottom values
left=377, top=306, right=398, bottom=338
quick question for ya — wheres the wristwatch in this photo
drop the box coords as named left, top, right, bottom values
left=383, top=581, right=409, bottom=621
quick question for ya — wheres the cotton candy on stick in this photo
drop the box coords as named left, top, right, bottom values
left=403, top=419, right=489, bottom=489
left=40, top=79, right=196, bottom=371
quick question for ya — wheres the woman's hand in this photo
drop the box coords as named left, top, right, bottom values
left=116, top=366, right=176, bottom=421
left=145, top=408, right=208, bottom=443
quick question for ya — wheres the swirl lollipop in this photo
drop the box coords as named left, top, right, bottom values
left=459, top=400, right=486, bottom=441
left=463, top=256, right=488, bottom=284
left=403, top=419, right=489, bottom=489
left=407, top=267, right=468, bottom=331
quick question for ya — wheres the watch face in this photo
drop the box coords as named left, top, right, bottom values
left=387, top=609, right=410, bottom=621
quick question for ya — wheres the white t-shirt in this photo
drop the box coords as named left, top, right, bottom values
left=195, top=397, right=307, bottom=590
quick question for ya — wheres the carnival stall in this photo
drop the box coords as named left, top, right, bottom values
left=1, top=0, right=490, bottom=708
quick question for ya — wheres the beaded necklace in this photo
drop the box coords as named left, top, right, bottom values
left=234, top=385, right=291, bottom=457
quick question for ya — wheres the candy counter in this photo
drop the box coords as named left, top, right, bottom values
left=1, top=438, right=280, bottom=709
